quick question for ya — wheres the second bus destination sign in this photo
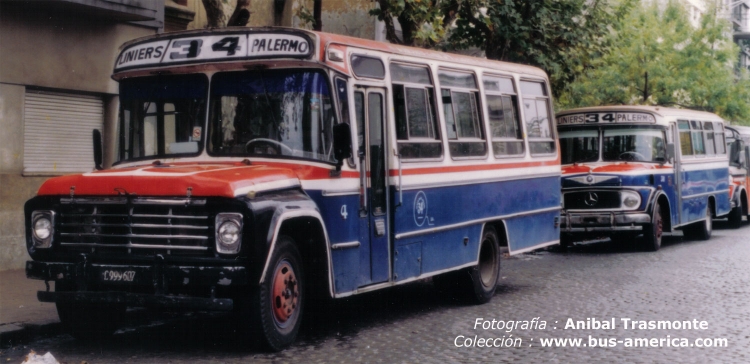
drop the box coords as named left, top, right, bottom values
left=115, top=32, right=314, bottom=71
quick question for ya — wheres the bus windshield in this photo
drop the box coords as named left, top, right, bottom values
left=117, top=74, right=208, bottom=163
left=559, top=129, right=599, bottom=164
left=602, top=127, right=666, bottom=162
left=207, top=69, right=336, bottom=163
left=560, top=126, right=667, bottom=164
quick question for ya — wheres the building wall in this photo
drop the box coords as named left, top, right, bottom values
left=0, top=6, right=157, bottom=270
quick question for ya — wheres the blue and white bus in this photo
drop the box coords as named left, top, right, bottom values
left=24, top=28, right=562, bottom=350
left=557, top=106, right=730, bottom=250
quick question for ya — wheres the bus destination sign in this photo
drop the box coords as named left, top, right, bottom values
left=115, top=32, right=313, bottom=71
left=557, top=112, right=657, bottom=125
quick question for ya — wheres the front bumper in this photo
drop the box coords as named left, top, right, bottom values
left=26, top=260, right=249, bottom=311
left=560, top=211, right=651, bottom=233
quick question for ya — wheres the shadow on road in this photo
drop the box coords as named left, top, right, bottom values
left=46, top=276, right=512, bottom=355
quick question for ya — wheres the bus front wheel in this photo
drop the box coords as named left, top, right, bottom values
left=642, top=200, right=663, bottom=251
left=728, top=201, right=743, bottom=229
left=244, top=236, right=304, bottom=352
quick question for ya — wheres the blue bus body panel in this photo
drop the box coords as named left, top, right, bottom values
left=307, top=174, right=561, bottom=293
left=680, top=167, right=730, bottom=224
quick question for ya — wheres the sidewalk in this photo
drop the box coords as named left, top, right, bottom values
left=0, top=269, right=61, bottom=344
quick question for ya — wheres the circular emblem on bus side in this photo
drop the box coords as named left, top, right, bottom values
left=586, top=175, right=594, bottom=183
left=414, top=191, right=428, bottom=227
left=584, top=192, right=599, bottom=207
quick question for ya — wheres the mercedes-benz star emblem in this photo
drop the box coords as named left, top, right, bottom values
left=584, top=192, right=599, bottom=207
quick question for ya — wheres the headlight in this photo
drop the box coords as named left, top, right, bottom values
left=31, top=211, right=55, bottom=248
left=215, top=213, right=243, bottom=254
left=621, top=191, right=641, bottom=209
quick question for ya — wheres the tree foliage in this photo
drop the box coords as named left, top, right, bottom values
left=450, top=0, right=632, bottom=97
left=370, top=0, right=461, bottom=47
left=558, top=1, right=750, bottom=123
left=370, top=0, right=631, bottom=97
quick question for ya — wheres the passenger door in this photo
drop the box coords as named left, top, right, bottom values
left=353, top=87, right=390, bottom=286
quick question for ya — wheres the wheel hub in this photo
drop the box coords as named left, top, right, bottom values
left=272, top=260, right=299, bottom=324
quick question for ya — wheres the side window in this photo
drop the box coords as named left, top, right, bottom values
left=439, top=69, right=487, bottom=158
left=335, top=77, right=355, bottom=166
left=691, top=120, right=705, bottom=155
left=678, top=120, right=693, bottom=156
left=354, top=91, right=365, bottom=156
left=520, top=81, right=554, bottom=155
left=351, top=55, right=385, bottom=79
left=390, top=63, right=442, bottom=159
left=715, top=123, right=726, bottom=154
left=484, top=75, right=523, bottom=157
left=703, top=121, right=715, bottom=155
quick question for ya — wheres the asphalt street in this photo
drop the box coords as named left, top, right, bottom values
left=2, top=221, right=748, bottom=363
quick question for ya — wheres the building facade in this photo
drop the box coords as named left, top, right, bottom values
left=0, top=0, right=380, bottom=271
left=0, top=0, right=164, bottom=270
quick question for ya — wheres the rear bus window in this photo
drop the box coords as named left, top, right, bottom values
left=440, top=69, right=487, bottom=158
left=390, top=63, right=442, bottom=159
left=520, top=81, right=554, bottom=155
left=483, top=75, right=523, bottom=157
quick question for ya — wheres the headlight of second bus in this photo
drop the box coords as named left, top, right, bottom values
left=620, top=191, right=641, bottom=210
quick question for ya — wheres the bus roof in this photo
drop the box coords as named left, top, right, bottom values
left=557, top=105, right=725, bottom=126
left=113, top=27, right=548, bottom=79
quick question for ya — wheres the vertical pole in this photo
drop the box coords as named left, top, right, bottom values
left=314, top=0, right=322, bottom=31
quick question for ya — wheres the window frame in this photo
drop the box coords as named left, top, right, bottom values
left=116, top=73, right=208, bottom=166
left=483, top=73, right=525, bottom=158
left=678, top=120, right=694, bottom=157
left=389, top=61, right=443, bottom=161
left=438, top=68, right=488, bottom=160
left=519, top=78, right=556, bottom=157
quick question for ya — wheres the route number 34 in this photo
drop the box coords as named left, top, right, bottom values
left=584, top=113, right=616, bottom=123
left=169, top=37, right=241, bottom=60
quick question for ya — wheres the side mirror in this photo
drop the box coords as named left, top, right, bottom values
left=666, top=143, right=675, bottom=163
left=93, top=129, right=103, bottom=170
left=332, top=123, right=352, bottom=172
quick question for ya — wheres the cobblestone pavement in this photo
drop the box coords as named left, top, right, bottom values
left=2, top=222, right=749, bottom=363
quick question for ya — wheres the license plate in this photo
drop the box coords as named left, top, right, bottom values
left=102, top=269, right=136, bottom=282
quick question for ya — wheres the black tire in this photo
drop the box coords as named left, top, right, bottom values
left=685, top=204, right=713, bottom=241
left=728, top=202, right=743, bottom=229
left=55, top=292, right=125, bottom=340
left=243, top=236, right=304, bottom=352
left=642, top=200, right=664, bottom=251
left=434, top=227, right=501, bottom=304
left=559, top=235, right=573, bottom=248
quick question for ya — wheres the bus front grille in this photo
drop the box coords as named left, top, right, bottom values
left=57, top=197, right=212, bottom=255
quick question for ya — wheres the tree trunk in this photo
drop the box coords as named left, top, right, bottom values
left=202, top=0, right=226, bottom=28
left=313, top=0, right=322, bottom=31
left=228, top=0, right=252, bottom=27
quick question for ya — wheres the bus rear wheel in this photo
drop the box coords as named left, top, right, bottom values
left=685, top=205, right=712, bottom=241
left=434, top=226, right=501, bottom=304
